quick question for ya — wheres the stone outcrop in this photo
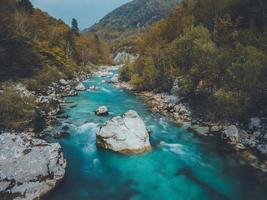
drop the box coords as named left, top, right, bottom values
left=113, top=52, right=136, bottom=65
left=96, top=110, right=151, bottom=154
left=75, top=83, right=86, bottom=91
left=221, top=125, right=239, bottom=143
left=0, top=133, right=66, bottom=200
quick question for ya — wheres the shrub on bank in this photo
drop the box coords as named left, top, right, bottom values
left=0, top=84, right=37, bottom=131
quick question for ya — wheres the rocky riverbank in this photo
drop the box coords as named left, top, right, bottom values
left=0, top=70, right=93, bottom=199
left=0, top=133, right=66, bottom=200
left=114, top=81, right=267, bottom=172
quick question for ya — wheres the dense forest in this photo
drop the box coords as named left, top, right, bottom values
left=87, top=0, right=182, bottom=53
left=0, top=0, right=110, bottom=82
left=0, top=0, right=110, bottom=131
left=120, top=0, right=267, bottom=122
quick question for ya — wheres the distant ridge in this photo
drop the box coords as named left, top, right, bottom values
left=84, top=0, right=181, bottom=41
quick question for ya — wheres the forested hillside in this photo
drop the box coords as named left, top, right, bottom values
left=120, top=0, right=267, bottom=122
left=86, top=0, right=181, bottom=42
left=0, top=0, right=110, bottom=82
left=0, top=0, right=110, bottom=131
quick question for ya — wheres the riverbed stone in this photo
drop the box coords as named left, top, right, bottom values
left=95, top=106, right=109, bottom=116
left=59, top=79, right=69, bottom=86
left=188, top=125, right=209, bottom=137
left=249, top=117, right=262, bottom=130
left=257, top=144, right=267, bottom=157
left=0, top=133, right=66, bottom=200
left=97, top=110, right=151, bottom=154
left=111, top=75, right=119, bottom=83
left=239, top=130, right=258, bottom=148
left=210, top=125, right=223, bottom=133
left=75, top=83, right=86, bottom=91
left=221, top=125, right=239, bottom=143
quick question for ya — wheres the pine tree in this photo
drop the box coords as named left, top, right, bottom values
left=18, top=0, right=34, bottom=14
left=71, top=18, right=79, bottom=36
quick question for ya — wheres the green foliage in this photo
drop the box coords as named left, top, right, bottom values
left=0, top=1, right=110, bottom=82
left=210, top=89, right=242, bottom=121
left=18, top=0, right=34, bottom=14
left=71, top=18, right=79, bottom=36
left=130, top=55, right=158, bottom=91
left=86, top=0, right=182, bottom=41
left=75, top=33, right=111, bottom=66
left=119, top=58, right=133, bottom=82
left=24, top=66, right=64, bottom=93
left=0, top=84, right=37, bottom=131
left=124, top=0, right=267, bottom=121
left=0, top=1, right=110, bottom=132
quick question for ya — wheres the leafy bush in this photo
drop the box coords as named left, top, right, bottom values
left=124, top=0, right=267, bottom=122
left=0, top=84, right=37, bottom=131
left=119, top=58, right=134, bottom=82
left=23, top=66, right=64, bottom=93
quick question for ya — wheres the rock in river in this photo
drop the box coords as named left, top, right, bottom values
left=0, top=133, right=66, bottom=200
left=95, top=106, right=109, bottom=116
left=75, top=83, right=86, bottom=91
left=96, top=110, right=151, bottom=154
left=59, top=79, right=69, bottom=86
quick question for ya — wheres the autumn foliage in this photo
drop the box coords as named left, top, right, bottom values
left=0, top=0, right=110, bottom=82
left=120, top=0, right=267, bottom=121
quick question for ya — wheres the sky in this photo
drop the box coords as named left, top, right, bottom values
left=31, top=0, right=132, bottom=30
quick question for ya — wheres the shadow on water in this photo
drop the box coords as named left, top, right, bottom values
left=176, top=168, right=230, bottom=200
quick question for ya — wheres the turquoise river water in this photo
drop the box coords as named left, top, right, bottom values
left=47, top=69, right=266, bottom=200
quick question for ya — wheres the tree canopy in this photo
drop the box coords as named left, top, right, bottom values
left=120, top=0, right=267, bottom=122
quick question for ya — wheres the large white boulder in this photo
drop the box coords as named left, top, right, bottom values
left=0, top=133, right=66, bottom=200
left=97, top=110, right=151, bottom=154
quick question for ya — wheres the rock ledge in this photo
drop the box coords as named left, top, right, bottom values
left=0, top=133, right=66, bottom=200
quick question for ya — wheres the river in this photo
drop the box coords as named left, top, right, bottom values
left=47, top=68, right=266, bottom=200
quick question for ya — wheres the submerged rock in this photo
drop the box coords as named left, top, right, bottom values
left=96, top=110, right=151, bottom=154
left=0, top=133, right=66, bottom=200
left=95, top=106, right=109, bottom=116
left=87, top=86, right=99, bottom=91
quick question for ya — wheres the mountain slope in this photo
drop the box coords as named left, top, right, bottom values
left=85, top=0, right=181, bottom=41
